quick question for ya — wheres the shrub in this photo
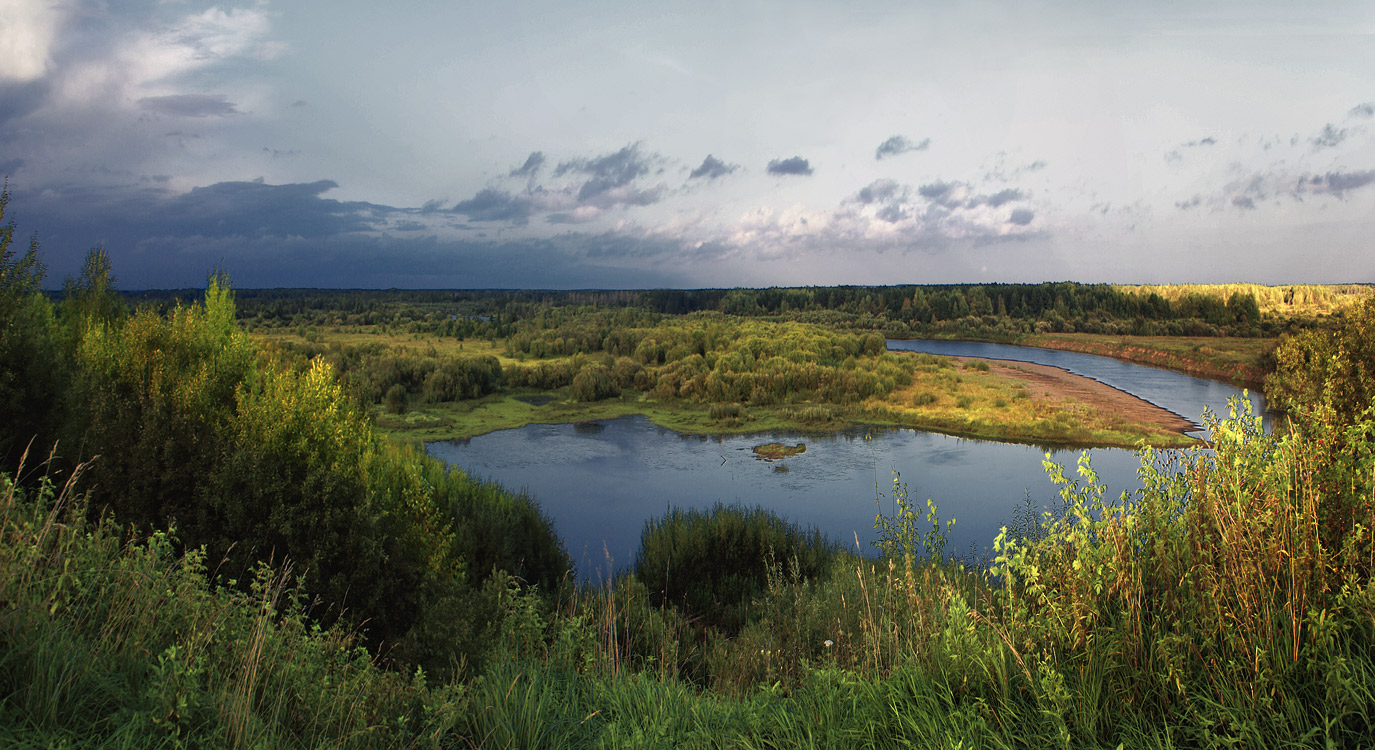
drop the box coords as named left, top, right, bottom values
left=636, top=505, right=839, bottom=634
left=383, top=383, right=408, bottom=414
left=570, top=364, right=619, bottom=402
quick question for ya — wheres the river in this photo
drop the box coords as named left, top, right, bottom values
left=427, top=341, right=1267, bottom=579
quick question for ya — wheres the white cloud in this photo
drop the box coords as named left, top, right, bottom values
left=0, top=0, right=69, bottom=82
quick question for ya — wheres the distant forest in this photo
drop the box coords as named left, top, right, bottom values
left=120, top=281, right=1364, bottom=340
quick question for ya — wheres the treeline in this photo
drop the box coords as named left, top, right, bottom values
left=179, top=281, right=1372, bottom=341
left=120, top=282, right=1371, bottom=343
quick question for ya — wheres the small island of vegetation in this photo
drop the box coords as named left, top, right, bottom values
left=752, top=441, right=807, bottom=460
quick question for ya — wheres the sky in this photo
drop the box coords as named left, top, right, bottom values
left=2, top=1, right=1374, bottom=290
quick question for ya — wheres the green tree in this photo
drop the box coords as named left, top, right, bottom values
left=61, top=244, right=126, bottom=339
left=0, top=185, right=66, bottom=470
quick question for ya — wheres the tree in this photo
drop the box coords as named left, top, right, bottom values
left=62, top=244, right=126, bottom=339
left=0, top=185, right=66, bottom=470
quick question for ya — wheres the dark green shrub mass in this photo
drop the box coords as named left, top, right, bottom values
left=636, top=504, right=839, bottom=634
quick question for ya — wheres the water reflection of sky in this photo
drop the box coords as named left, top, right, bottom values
left=429, top=342, right=1261, bottom=580
left=429, top=415, right=1147, bottom=580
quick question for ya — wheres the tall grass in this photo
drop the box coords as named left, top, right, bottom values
left=0, top=447, right=463, bottom=748
left=6, top=396, right=1372, bottom=747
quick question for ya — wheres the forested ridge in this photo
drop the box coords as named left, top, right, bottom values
left=4, top=189, right=1375, bottom=747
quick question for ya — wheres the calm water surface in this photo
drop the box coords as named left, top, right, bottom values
left=428, top=341, right=1266, bottom=579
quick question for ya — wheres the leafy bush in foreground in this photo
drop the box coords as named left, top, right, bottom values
left=636, top=504, right=839, bottom=635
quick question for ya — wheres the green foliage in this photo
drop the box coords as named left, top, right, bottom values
left=570, top=363, right=620, bottom=402
left=61, top=244, right=127, bottom=339
left=0, top=188, right=66, bottom=470
left=0, top=461, right=465, bottom=748
left=635, top=505, right=839, bottom=635
left=58, top=277, right=567, bottom=678
left=1266, top=295, right=1375, bottom=423
left=383, top=382, right=408, bottom=413
left=873, top=471, right=954, bottom=568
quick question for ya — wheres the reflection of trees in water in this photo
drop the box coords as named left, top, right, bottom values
left=572, top=421, right=605, bottom=435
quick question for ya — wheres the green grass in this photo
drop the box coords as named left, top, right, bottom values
left=1022, top=332, right=1276, bottom=386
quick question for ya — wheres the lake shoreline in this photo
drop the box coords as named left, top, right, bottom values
left=380, top=352, right=1199, bottom=450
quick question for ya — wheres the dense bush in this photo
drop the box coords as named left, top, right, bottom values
left=0, top=189, right=66, bottom=471
left=570, top=363, right=620, bottom=402
left=636, top=504, right=839, bottom=634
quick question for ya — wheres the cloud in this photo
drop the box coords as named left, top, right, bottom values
left=983, top=156, right=1047, bottom=182
left=766, top=156, right=813, bottom=176
left=1165, top=136, right=1218, bottom=163
left=975, top=188, right=1024, bottom=208
left=0, top=79, right=50, bottom=126
left=855, top=179, right=904, bottom=205
left=874, top=135, right=930, bottom=160
left=1176, top=165, right=1375, bottom=212
left=138, top=93, right=241, bottom=118
left=453, top=144, right=669, bottom=224
left=11, top=177, right=695, bottom=289
left=688, top=154, right=738, bottom=180
left=1311, top=123, right=1349, bottom=150
left=1316, top=170, right=1375, bottom=194
left=917, top=181, right=957, bottom=206
left=729, top=176, right=1043, bottom=260
left=0, top=0, right=65, bottom=82
left=555, top=143, right=662, bottom=201
left=509, top=151, right=545, bottom=178
left=0, top=158, right=25, bottom=176
left=452, top=188, right=536, bottom=224
left=1349, top=102, right=1374, bottom=119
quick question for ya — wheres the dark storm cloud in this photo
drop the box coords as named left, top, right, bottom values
left=138, top=94, right=242, bottom=118
left=1007, top=208, right=1035, bottom=225
left=766, top=156, right=813, bottom=176
left=1311, top=124, right=1349, bottom=150
left=1349, top=103, right=1374, bottom=119
left=16, top=179, right=388, bottom=247
left=874, top=135, right=930, bottom=160
left=509, top=151, right=545, bottom=178
left=10, top=178, right=685, bottom=289
left=688, top=154, right=738, bottom=180
left=451, top=188, right=536, bottom=224
left=0, top=80, right=50, bottom=126
left=1232, top=196, right=1256, bottom=210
